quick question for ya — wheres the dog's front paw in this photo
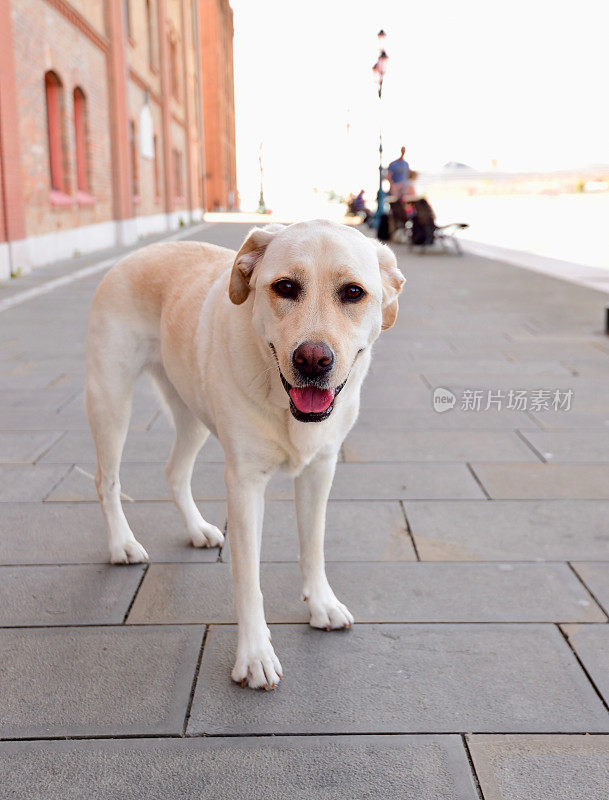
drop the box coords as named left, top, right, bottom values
left=232, top=635, right=282, bottom=690
left=110, top=537, right=149, bottom=564
left=189, top=518, right=224, bottom=549
left=305, top=585, right=354, bottom=630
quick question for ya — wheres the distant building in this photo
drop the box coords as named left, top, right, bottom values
left=0, top=0, right=237, bottom=280
left=200, top=0, right=237, bottom=211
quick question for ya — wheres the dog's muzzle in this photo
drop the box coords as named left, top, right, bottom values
left=269, top=344, right=347, bottom=423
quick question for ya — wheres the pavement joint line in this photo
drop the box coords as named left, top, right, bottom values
left=19, top=498, right=609, bottom=505
left=461, top=734, right=486, bottom=800
left=556, top=623, right=609, bottom=716
left=4, top=621, right=607, bottom=630
left=399, top=500, right=421, bottom=561
left=122, top=563, right=149, bottom=624
left=216, top=519, right=228, bottom=563
left=515, top=429, right=547, bottom=463
left=567, top=561, right=609, bottom=620
left=182, top=625, right=208, bottom=736
left=41, top=463, right=74, bottom=502
left=0, top=221, right=211, bottom=314
left=418, top=372, right=433, bottom=391
left=465, top=463, right=492, bottom=499
left=145, top=410, right=162, bottom=431
left=4, top=558, right=608, bottom=567
left=45, top=373, right=74, bottom=390
left=55, top=389, right=82, bottom=413
left=525, top=409, right=546, bottom=430
left=3, top=731, right=609, bottom=743
left=33, top=430, right=67, bottom=465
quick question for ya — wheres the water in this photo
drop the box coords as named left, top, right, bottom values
left=428, top=194, right=609, bottom=270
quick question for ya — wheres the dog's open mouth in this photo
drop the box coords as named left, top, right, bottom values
left=269, top=344, right=346, bottom=422
left=289, top=385, right=335, bottom=414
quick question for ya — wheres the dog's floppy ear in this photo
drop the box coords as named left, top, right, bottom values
left=375, top=241, right=405, bottom=330
left=228, top=224, right=284, bottom=305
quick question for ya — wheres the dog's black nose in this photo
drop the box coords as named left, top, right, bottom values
left=292, top=342, right=334, bottom=378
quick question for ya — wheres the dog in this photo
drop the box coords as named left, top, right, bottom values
left=86, top=219, right=405, bottom=689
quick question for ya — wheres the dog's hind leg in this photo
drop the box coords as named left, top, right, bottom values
left=86, top=327, right=149, bottom=564
left=148, top=364, right=224, bottom=549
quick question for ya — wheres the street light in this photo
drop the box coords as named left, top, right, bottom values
left=257, top=141, right=266, bottom=214
left=372, top=30, right=388, bottom=223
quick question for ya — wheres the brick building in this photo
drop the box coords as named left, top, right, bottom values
left=0, top=0, right=237, bottom=280
left=199, top=0, right=236, bottom=211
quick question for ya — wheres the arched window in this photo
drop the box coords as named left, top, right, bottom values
left=44, top=71, right=66, bottom=193
left=172, top=148, right=183, bottom=198
left=153, top=134, right=160, bottom=198
left=73, top=87, right=90, bottom=194
left=169, top=37, right=179, bottom=98
left=146, top=0, right=158, bottom=69
left=129, top=119, right=139, bottom=198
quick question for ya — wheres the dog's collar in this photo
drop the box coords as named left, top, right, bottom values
left=268, top=343, right=348, bottom=423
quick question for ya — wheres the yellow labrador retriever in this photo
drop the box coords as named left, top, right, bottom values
left=86, top=220, right=405, bottom=689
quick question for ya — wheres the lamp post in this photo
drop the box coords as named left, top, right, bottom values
left=257, top=141, right=266, bottom=214
left=372, top=30, right=388, bottom=224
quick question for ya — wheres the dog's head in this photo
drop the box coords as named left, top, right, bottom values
left=229, top=219, right=405, bottom=422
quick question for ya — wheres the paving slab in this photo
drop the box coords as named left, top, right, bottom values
left=359, top=382, right=441, bottom=410
left=520, top=430, right=609, bottom=462
left=45, top=461, right=484, bottom=501
left=406, top=500, right=609, bottom=561
left=0, top=625, right=203, bottom=738
left=0, top=430, right=63, bottom=463
left=222, top=500, right=415, bottom=562
left=328, top=463, right=484, bottom=500
left=0, top=502, right=225, bottom=564
left=127, top=562, right=603, bottom=625
left=343, top=430, right=538, bottom=462
left=571, top=563, right=609, bottom=612
left=0, top=387, right=78, bottom=411
left=356, top=406, right=536, bottom=431
left=0, top=464, right=69, bottom=502
left=0, top=564, right=145, bottom=625
left=40, top=428, right=225, bottom=463
left=412, top=359, right=574, bottom=377
left=422, top=374, right=579, bottom=393
left=562, top=624, right=609, bottom=705
left=0, top=409, right=92, bottom=430
left=44, top=462, right=232, bottom=501
left=470, top=463, right=609, bottom=499
left=188, top=624, right=609, bottom=734
left=529, top=410, right=609, bottom=430
left=0, top=370, right=80, bottom=392
left=0, top=735, right=479, bottom=800
left=468, top=734, right=609, bottom=800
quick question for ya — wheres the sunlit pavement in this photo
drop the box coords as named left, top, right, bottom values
left=2, top=221, right=609, bottom=799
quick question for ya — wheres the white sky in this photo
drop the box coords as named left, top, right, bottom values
left=230, top=0, right=608, bottom=210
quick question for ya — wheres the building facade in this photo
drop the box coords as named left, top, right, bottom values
left=199, top=0, right=236, bottom=211
left=0, top=0, right=237, bottom=280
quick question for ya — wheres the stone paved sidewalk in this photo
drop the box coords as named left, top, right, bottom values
left=2, top=221, right=609, bottom=798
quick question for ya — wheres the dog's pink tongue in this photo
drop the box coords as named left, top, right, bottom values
left=290, top=386, right=335, bottom=413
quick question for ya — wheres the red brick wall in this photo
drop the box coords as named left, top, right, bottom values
left=10, top=0, right=114, bottom=237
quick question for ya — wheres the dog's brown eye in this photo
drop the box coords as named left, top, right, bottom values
left=341, top=284, right=365, bottom=302
left=272, top=279, right=300, bottom=299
